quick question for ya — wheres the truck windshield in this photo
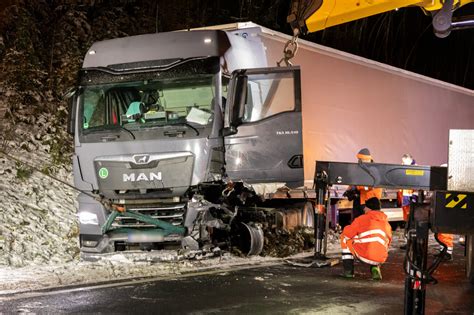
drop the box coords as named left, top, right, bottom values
left=80, top=59, right=218, bottom=135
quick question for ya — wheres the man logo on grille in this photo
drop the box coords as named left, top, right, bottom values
left=133, top=154, right=150, bottom=165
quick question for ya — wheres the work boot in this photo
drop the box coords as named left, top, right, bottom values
left=370, top=265, right=382, bottom=280
left=341, top=259, right=354, bottom=278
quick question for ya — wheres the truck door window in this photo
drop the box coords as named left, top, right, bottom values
left=242, top=72, right=295, bottom=123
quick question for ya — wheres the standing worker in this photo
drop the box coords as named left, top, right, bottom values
left=344, top=148, right=383, bottom=220
left=340, top=197, right=392, bottom=280
left=398, top=153, right=417, bottom=249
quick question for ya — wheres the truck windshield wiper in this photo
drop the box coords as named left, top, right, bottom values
left=168, top=122, right=200, bottom=136
left=84, top=125, right=136, bottom=140
left=116, top=124, right=136, bottom=140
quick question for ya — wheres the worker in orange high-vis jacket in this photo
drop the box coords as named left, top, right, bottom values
left=345, top=148, right=383, bottom=219
left=340, top=197, right=392, bottom=280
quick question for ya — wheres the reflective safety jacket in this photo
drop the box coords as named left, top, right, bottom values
left=341, top=210, right=392, bottom=264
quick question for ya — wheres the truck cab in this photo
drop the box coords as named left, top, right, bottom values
left=68, top=29, right=304, bottom=254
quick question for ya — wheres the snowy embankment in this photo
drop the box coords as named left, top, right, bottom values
left=0, top=152, right=79, bottom=267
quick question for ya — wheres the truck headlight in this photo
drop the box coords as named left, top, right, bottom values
left=82, top=240, right=98, bottom=247
left=78, top=211, right=99, bottom=225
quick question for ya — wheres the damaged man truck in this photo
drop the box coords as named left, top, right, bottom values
left=68, top=22, right=474, bottom=257
left=68, top=25, right=312, bottom=256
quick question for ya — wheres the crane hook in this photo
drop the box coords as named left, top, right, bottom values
left=277, top=34, right=299, bottom=67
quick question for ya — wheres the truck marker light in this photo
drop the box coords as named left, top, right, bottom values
left=98, top=167, right=109, bottom=179
left=204, top=38, right=212, bottom=44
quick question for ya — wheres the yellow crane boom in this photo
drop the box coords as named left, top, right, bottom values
left=288, top=0, right=474, bottom=38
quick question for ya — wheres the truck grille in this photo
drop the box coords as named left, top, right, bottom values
left=112, top=203, right=186, bottom=228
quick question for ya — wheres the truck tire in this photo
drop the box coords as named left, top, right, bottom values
left=467, top=234, right=474, bottom=284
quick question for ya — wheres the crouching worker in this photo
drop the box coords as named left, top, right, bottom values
left=340, top=197, right=392, bottom=280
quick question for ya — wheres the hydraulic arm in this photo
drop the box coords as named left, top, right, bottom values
left=314, top=161, right=474, bottom=314
left=288, top=0, right=474, bottom=38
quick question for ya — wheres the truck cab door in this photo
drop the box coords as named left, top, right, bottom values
left=224, top=66, right=303, bottom=188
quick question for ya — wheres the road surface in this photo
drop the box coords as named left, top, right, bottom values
left=1, top=245, right=473, bottom=314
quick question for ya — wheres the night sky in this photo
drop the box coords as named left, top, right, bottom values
left=265, top=1, right=474, bottom=90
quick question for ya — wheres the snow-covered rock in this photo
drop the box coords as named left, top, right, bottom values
left=0, top=122, right=78, bottom=267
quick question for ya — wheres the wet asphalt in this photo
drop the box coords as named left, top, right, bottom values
left=1, top=245, right=473, bottom=314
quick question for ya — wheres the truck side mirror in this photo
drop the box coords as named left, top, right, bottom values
left=226, top=71, right=248, bottom=128
left=64, top=87, right=77, bottom=135
left=232, top=74, right=248, bottom=125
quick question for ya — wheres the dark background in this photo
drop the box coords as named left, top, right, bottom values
left=1, top=0, right=473, bottom=92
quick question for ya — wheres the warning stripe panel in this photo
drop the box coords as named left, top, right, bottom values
left=445, top=193, right=468, bottom=208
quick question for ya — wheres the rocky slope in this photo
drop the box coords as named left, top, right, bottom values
left=0, top=1, right=290, bottom=267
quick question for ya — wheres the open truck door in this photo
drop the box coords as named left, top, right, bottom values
left=224, top=66, right=303, bottom=188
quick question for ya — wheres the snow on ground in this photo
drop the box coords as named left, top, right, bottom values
left=0, top=244, right=345, bottom=295
left=0, top=251, right=279, bottom=295
left=0, top=231, right=422, bottom=296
